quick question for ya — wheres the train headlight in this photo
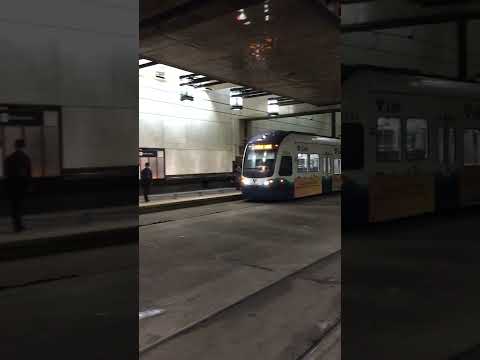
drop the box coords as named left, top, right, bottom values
left=263, top=179, right=274, bottom=186
left=241, top=176, right=248, bottom=185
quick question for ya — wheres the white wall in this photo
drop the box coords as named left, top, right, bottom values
left=139, top=64, right=335, bottom=176
left=0, top=0, right=138, bottom=169
left=139, top=65, right=239, bottom=175
left=248, top=113, right=332, bottom=138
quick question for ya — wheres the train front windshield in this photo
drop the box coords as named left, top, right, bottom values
left=243, top=147, right=277, bottom=178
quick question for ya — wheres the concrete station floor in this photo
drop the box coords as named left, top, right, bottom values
left=0, top=238, right=138, bottom=359
left=139, top=194, right=341, bottom=359
left=342, top=207, right=480, bottom=359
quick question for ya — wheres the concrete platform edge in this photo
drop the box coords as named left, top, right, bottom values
left=0, top=226, right=138, bottom=262
left=139, top=194, right=243, bottom=214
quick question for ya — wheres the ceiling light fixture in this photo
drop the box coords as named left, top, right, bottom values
left=179, top=76, right=194, bottom=101
left=139, top=59, right=152, bottom=66
left=230, top=89, right=244, bottom=111
left=267, top=98, right=279, bottom=116
left=237, top=9, right=247, bottom=21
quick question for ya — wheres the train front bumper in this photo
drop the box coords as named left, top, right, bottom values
left=241, top=179, right=293, bottom=201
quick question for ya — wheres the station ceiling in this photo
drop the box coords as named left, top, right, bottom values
left=341, top=0, right=480, bottom=81
left=140, top=0, right=340, bottom=107
left=341, top=0, right=480, bottom=32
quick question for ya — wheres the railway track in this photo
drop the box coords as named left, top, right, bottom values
left=139, top=249, right=341, bottom=357
left=296, top=319, right=341, bottom=360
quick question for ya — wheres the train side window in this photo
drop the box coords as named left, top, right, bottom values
left=377, top=117, right=401, bottom=161
left=297, top=153, right=309, bottom=173
left=279, top=156, right=293, bottom=176
left=334, top=159, right=341, bottom=174
left=342, top=123, right=364, bottom=170
left=406, top=119, right=428, bottom=160
left=464, top=129, right=480, bottom=165
left=328, top=158, right=334, bottom=174
left=309, top=154, right=320, bottom=172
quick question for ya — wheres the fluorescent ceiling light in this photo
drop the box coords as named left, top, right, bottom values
left=139, top=59, right=152, bottom=66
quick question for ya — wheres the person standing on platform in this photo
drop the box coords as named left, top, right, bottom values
left=4, top=139, right=32, bottom=233
left=140, top=163, right=153, bottom=202
left=234, top=163, right=242, bottom=190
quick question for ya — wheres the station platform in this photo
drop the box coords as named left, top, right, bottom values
left=139, top=187, right=242, bottom=213
left=0, top=188, right=242, bottom=260
left=0, top=206, right=137, bottom=260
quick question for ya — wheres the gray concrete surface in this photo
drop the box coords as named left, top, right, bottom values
left=0, top=239, right=138, bottom=359
left=0, top=206, right=136, bottom=244
left=140, top=194, right=341, bottom=359
left=142, top=254, right=340, bottom=360
left=343, top=208, right=480, bottom=359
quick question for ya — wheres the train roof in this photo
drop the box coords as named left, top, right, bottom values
left=248, top=131, right=339, bottom=145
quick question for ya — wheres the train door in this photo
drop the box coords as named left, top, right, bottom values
left=278, top=155, right=294, bottom=199
left=436, top=121, right=458, bottom=210
left=294, top=147, right=322, bottom=198
left=332, top=156, right=342, bottom=191
left=461, top=127, right=480, bottom=205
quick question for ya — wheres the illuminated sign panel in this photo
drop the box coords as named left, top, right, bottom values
left=250, top=144, right=273, bottom=150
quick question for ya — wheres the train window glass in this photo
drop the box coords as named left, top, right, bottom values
left=334, top=159, right=341, bottom=174
left=244, top=147, right=277, bottom=178
left=279, top=156, right=292, bottom=176
left=309, top=154, right=320, bottom=172
left=438, top=127, right=445, bottom=163
left=406, top=119, right=428, bottom=160
left=464, top=129, right=480, bottom=165
left=377, top=118, right=401, bottom=161
left=342, top=123, right=364, bottom=170
left=297, top=153, right=309, bottom=173
left=448, top=128, right=456, bottom=165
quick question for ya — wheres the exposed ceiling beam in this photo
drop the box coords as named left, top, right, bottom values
left=193, top=80, right=225, bottom=88
left=278, top=100, right=305, bottom=107
left=180, top=75, right=215, bottom=85
left=241, top=106, right=341, bottom=121
left=242, top=92, right=272, bottom=98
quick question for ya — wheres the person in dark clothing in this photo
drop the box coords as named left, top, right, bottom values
left=4, top=139, right=31, bottom=232
left=233, top=163, right=242, bottom=190
left=140, top=163, right=153, bottom=202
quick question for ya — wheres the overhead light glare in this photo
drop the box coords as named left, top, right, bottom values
left=267, top=98, right=279, bottom=116
left=139, top=58, right=152, bottom=66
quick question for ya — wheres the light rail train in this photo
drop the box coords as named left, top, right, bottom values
left=241, top=131, right=341, bottom=201
left=343, top=67, right=480, bottom=224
